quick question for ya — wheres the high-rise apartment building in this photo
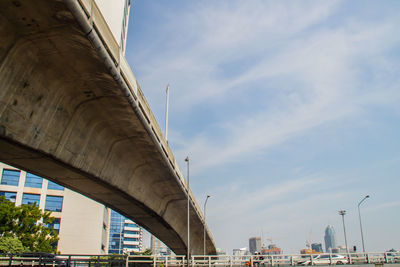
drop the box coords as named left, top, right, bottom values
left=0, top=162, right=110, bottom=254
left=324, top=225, right=337, bottom=252
left=249, top=237, right=262, bottom=254
left=108, top=210, right=143, bottom=254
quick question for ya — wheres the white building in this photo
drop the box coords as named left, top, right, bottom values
left=0, top=162, right=110, bottom=254
left=94, top=0, right=131, bottom=54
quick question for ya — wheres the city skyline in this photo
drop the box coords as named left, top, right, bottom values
left=125, top=0, right=400, bottom=253
left=2, top=0, right=399, bottom=256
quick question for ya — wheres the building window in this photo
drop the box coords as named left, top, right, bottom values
left=0, top=191, right=17, bottom=202
left=1, top=169, right=20, bottom=186
left=22, top=193, right=40, bottom=206
left=45, top=196, right=63, bottom=212
left=47, top=181, right=64, bottom=191
left=24, top=173, right=43, bottom=188
left=46, top=218, right=61, bottom=234
left=124, top=237, right=138, bottom=242
left=124, top=230, right=138, bottom=235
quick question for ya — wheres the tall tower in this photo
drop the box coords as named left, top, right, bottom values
left=324, top=225, right=337, bottom=252
left=249, top=237, right=261, bottom=254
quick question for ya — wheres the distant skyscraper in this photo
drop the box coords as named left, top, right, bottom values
left=324, top=225, right=337, bottom=252
left=311, top=243, right=323, bottom=253
left=249, top=237, right=262, bottom=254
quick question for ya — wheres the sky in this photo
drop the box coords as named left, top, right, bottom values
left=124, top=0, right=400, bottom=254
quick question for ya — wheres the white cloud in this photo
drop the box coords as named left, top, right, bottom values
left=170, top=13, right=400, bottom=172
left=128, top=0, right=400, bottom=253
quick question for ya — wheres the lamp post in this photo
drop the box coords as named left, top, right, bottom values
left=165, top=84, right=170, bottom=141
left=358, top=195, right=370, bottom=253
left=339, top=210, right=349, bottom=253
left=203, top=195, right=210, bottom=256
left=185, top=156, right=190, bottom=267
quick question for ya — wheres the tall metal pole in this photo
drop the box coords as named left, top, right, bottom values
left=185, top=156, right=190, bottom=267
left=339, top=210, right=349, bottom=253
left=165, top=84, right=170, bottom=141
left=203, top=195, right=210, bottom=256
left=358, top=195, right=370, bottom=253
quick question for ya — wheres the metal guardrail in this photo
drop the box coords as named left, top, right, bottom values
left=2, top=252, right=398, bottom=267
left=126, top=253, right=400, bottom=267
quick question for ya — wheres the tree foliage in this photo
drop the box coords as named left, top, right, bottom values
left=0, top=236, right=26, bottom=254
left=0, top=196, right=59, bottom=253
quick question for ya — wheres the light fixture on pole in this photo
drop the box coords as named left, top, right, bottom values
left=203, top=195, right=210, bottom=256
left=358, top=195, right=369, bottom=253
left=185, top=156, right=190, bottom=267
left=165, top=84, right=170, bottom=141
left=339, top=210, right=349, bottom=253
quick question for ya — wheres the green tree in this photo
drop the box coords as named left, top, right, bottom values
left=0, top=196, right=59, bottom=253
left=0, top=236, right=26, bottom=253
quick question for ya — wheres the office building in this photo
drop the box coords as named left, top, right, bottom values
left=249, top=237, right=262, bottom=254
left=261, top=243, right=282, bottom=255
left=324, top=225, right=337, bottom=252
left=311, top=243, right=323, bottom=253
left=233, top=248, right=248, bottom=255
left=0, top=162, right=110, bottom=254
left=108, top=210, right=143, bottom=254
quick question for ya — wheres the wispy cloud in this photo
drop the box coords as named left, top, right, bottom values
left=128, top=0, right=400, bottom=252
left=169, top=9, right=400, bottom=172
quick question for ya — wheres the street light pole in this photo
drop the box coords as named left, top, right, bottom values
left=358, top=195, right=370, bottom=253
left=339, top=210, right=349, bottom=253
left=185, top=156, right=190, bottom=267
left=165, top=84, right=170, bottom=141
left=203, top=195, right=210, bottom=256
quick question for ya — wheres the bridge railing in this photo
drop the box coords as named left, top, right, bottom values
left=124, top=252, right=400, bottom=266
left=70, top=0, right=208, bottom=232
left=1, top=252, right=399, bottom=267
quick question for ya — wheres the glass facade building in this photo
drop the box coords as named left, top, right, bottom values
left=249, top=237, right=262, bottom=254
left=108, top=210, right=143, bottom=254
left=324, top=225, right=337, bottom=252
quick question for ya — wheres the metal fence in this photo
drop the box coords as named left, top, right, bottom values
left=0, top=252, right=399, bottom=267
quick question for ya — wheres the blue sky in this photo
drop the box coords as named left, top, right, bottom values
left=125, top=0, right=400, bottom=254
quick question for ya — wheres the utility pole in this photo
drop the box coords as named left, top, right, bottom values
left=185, top=156, right=190, bottom=267
left=358, top=195, right=370, bottom=253
left=203, top=195, right=210, bottom=256
left=339, top=210, right=349, bottom=253
left=165, top=84, right=170, bottom=141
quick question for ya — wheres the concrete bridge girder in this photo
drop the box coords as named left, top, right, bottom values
left=0, top=0, right=216, bottom=255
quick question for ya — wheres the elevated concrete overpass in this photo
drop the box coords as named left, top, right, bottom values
left=0, top=0, right=216, bottom=255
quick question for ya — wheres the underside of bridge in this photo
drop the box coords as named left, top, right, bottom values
left=0, top=0, right=216, bottom=255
